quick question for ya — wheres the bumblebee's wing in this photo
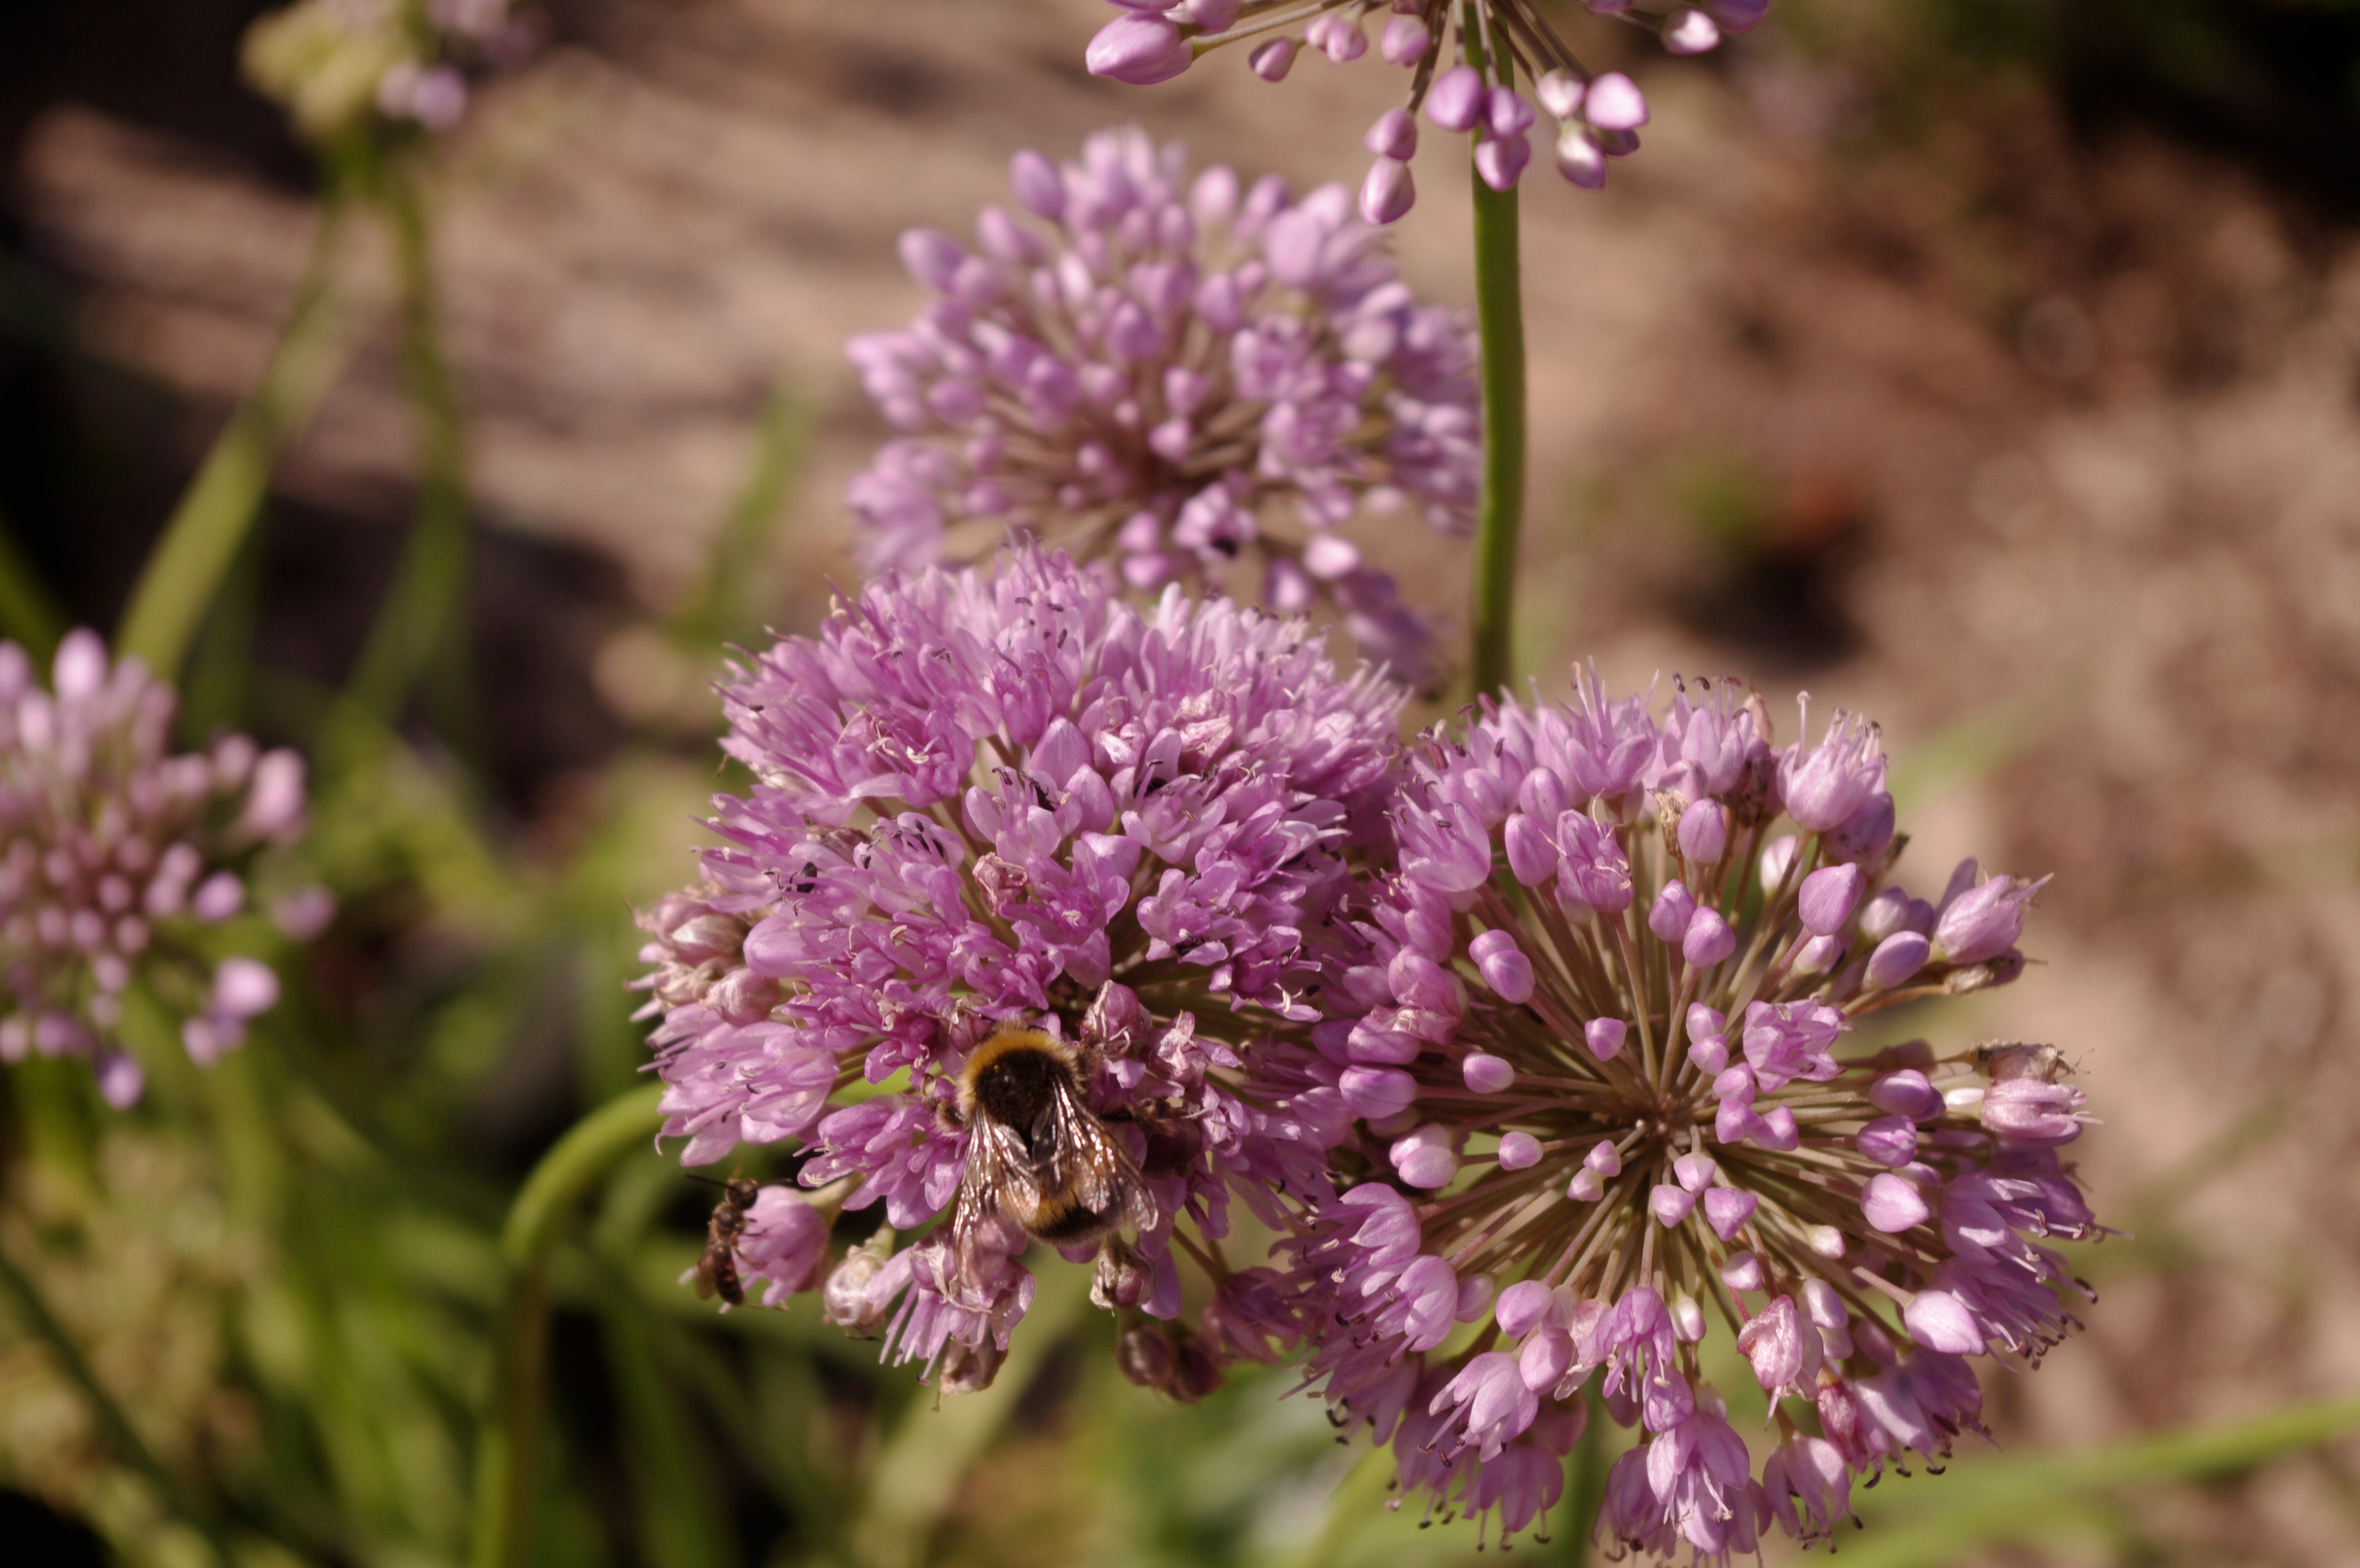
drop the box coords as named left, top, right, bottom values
left=961, top=1111, right=1051, bottom=1232
left=1041, top=1079, right=1160, bottom=1232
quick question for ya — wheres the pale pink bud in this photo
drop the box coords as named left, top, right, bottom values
left=1902, top=1290, right=1985, bottom=1354
left=1798, top=863, right=1865, bottom=936
left=1683, top=907, right=1736, bottom=966
left=1862, top=1172, right=1931, bottom=1232
left=1584, top=1017, right=1626, bottom=1061
left=1584, top=72, right=1649, bottom=130
left=1585, top=1140, right=1622, bottom=1177
left=1365, top=107, right=1419, bottom=161
left=1535, top=70, right=1585, bottom=120
left=1248, top=36, right=1296, bottom=80
left=193, top=873, right=243, bottom=923
left=1554, top=124, right=1606, bottom=189
left=1497, top=1131, right=1542, bottom=1170
left=1677, top=798, right=1728, bottom=862
left=211, top=957, right=279, bottom=1020
left=1856, top=1115, right=1918, bottom=1166
left=1495, top=1279, right=1552, bottom=1337
left=1463, top=1051, right=1515, bottom=1093
left=1648, top=878, right=1697, bottom=942
left=1380, top=14, right=1431, bottom=64
left=1469, top=928, right=1534, bottom=1004
left=1359, top=158, right=1415, bottom=225
left=1425, top=65, right=1486, bottom=132
left=1473, top=132, right=1531, bottom=191
left=1340, top=1064, right=1417, bottom=1119
left=1673, top=1152, right=1717, bottom=1193
left=1391, top=1121, right=1460, bottom=1188
left=1650, top=1184, right=1695, bottom=1226
left=1865, top=930, right=1931, bottom=989
left=1702, top=1187, right=1757, bottom=1239
left=1869, top=1068, right=1941, bottom=1120
left=1663, top=7, right=1722, bottom=54
left=1087, top=16, right=1193, bottom=84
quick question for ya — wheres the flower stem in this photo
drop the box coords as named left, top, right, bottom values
left=470, top=1084, right=667, bottom=1568
left=346, top=161, right=472, bottom=724
left=1467, top=39, right=1527, bottom=698
left=116, top=183, right=357, bottom=680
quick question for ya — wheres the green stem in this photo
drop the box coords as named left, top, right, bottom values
left=1466, top=17, right=1528, bottom=699
left=117, top=187, right=356, bottom=679
left=0, top=1241, right=238, bottom=1564
left=470, top=1084, right=668, bottom=1568
left=345, top=163, right=471, bottom=725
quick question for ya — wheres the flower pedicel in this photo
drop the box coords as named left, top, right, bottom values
left=1270, top=672, right=2094, bottom=1554
left=1085, top=1, right=1772, bottom=219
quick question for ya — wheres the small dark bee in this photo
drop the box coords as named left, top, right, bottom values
left=691, top=1175, right=762, bottom=1307
left=948, top=1026, right=1156, bottom=1247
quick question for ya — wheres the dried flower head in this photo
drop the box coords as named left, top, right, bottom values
left=636, top=547, right=1401, bottom=1387
left=1272, top=672, right=2092, bottom=1554
left=1085, top=1, right=1769, bottom=218
left=243, top=0, right=545, bottom=142
left=0, top=632, right=315, bottom=1107
left=847, top=127, right=1480, bottom=689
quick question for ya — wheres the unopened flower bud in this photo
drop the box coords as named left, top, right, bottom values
left=1248, top=36, right=1296, bottom=80
left=1086, top=16, right=1193, bottom=85
left=1583, top=71, right=1649, bottom=130
left=1092, top=1238, right=1155, bottom=1310
left=1468, top=928, right=1533, bottom=1004
left=1683, top=907, right=1736, bottom=967
left=1678, top=798, right=1728, bottom=863
left=1865, top=930, right=1931, bottom=989
left=1462, top=1051, right=1515, bottom=1093
left=1662, top=7, right=1721, bottom=53
left=1584, top=1017, right=1627, bottom=1061
left=1427, top=66, right=1486, bottom=132
left=1648, top=879, right=1697, bottom=942
left=1798, top=863, right=1865, bottom=936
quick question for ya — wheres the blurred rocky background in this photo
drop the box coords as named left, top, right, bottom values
left=3, top=1, right=2359, bottom=1563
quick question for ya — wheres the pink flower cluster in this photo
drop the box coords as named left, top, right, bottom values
left=635, top=546, right=1399, bottom=1388
left=1259, top=673, right=2088, bottom=1553
left=0, top=631, right=318, bottom=1106
left=640, top=552, right=2099, bottom=1556
left=846, top=128, right=1479, bottom=688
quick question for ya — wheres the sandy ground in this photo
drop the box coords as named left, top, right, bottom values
left=14, top=0, right=2360, bottom=1558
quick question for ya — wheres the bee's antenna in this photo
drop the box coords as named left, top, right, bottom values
left=684, top=1172, right=729, bottom=1191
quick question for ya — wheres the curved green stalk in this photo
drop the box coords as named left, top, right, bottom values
left=117, top=187, right=356, bottom=679
left=1466, top=15, right=1528, bottom=699
left=345, top=163, right=472, bottom=725
left=470, top=1084, right=668, bottom=1568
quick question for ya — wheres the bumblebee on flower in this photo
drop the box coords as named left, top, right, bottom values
left=633, top=546, right=1402, bottom=1391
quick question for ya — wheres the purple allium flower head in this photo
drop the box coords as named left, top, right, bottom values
left=637, top=547, right=1402, bottom=1389
left=0, top=632, right=312, bottom=1104
left=1268, top=669, right=2098, bottom=1558
left=845, top=128, right=1479, bottom=690
left=1082, top=2, right=1767, bottom=207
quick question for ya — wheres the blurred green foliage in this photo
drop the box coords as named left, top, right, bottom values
left=6, top=4, right=2360, bottom=1565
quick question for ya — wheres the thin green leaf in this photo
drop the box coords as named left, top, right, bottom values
left=117, top=193, right=361, bottom=680
left=1842, top=1396, right=2360, bottom=1567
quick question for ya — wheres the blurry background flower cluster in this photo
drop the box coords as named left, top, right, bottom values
left=2, top=0, right=2359, bottom=1564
